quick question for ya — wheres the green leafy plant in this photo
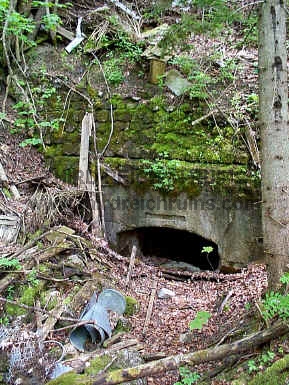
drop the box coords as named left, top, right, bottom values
left=142, top=157, right=182, bottom=192
left=0, top=316, right=9, bottom=326
left=201, top=246, right=215, bottom=270
left=27, top=268, right=40, bottom=287
left=103, top=57, right=124, bottom=86
left=174, top=367, right=200, bottom=385
left=280, top=272, right=289, bottom=285
left=247, top=351, right=275, bottom=374
left=101, top=32, right=143, bottom=85
left=114, top=32, right=143, bottom=63
left=236, top=13, right=258, bottom=47
left=7, top=285, right=15, bottom=300
left=42, top=13, right=61, bottom=32
left=278, top=346, right=284, bottom=354
left=261, top=273, right=289, bottom=321
left=189, top=310, right=211, bottom=330
left=170, top=56, right=197, bottom=76
left=219, top=58, right=238, bottom=82
left=188, top=71, right=214, bottom=99
left=0, top=112, right=6, bottom=120
left=248, top=359, right=258, bottom=374
left=19, top=137, right=42, bottom=147
left=0, top=257, right=21, bottom=271
left=12, top=84, right=63, bottom=144
left=201, top=246, right=213, bottom=254
left=260, top=351, right=275, bottom=365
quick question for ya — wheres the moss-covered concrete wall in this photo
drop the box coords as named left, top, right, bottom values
left=16, top=45, right=263, bottom=268
left=21, top=46, right=258, bottom=193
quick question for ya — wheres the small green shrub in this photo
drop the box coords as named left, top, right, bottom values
left=260, top=351, right=275, bottom=365
left=174, top=367, right=200, bottom=385
left=103, top=57, right=124, bottom=86
left=142, top=157, right=182, bottom=192
left=248, top=359, right=258, bottom=374
left=189, top=310, right=211, bottom=330
left=247, top=351, right=275, bottom=374
left=100, top=32, right=143, bottom=85
left=27, top=268, right=40, bottom=287
left=262, top=291, right=289, bottom=320
left=0, top=257, right=21, bottom=270
left=262, top=273, right=289, bottom=321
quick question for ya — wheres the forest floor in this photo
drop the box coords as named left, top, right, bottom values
left=0, top=130, right=271, bottom=385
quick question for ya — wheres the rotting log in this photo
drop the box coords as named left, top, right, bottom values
left=46, top=321, right=289, bottom=385
left=91, top=321, right=289, bottom=384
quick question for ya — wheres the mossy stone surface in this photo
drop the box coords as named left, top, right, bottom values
left=46, top=372, right=90, bottom=385
left=85, top=355, right=118, bottom=376
left=124, top=296, right=139, bottom=316
left=24, top=45, right=257, bottom=199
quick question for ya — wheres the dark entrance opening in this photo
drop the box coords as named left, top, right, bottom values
left=118, top=227, right=220, bottom=271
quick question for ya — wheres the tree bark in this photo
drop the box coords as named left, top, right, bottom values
left=258, top=0, right=289, bottom=288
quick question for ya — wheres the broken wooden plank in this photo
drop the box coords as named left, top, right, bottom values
left=78, top=112, right=102, bottom=236
left=218, top=289, right=234, bottom=314
left=0, top=215, right=20, bottom=244
left=125, top=244, right=137, bottom=287
left=101, top=163, right=127, bottom=185
left=0, top=161, right=20, bottom=199
left=87, top=171, right=102, bottom=237
left=78, top=112, right=93, bottom=189
left=143, top=279, right=157, bottom=334
left=56, top=25, right=75, bottom=41
left=37, top=294, right=64, bottom=340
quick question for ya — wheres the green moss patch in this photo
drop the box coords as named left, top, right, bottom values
left=248, top=355, right=289, bottom=385
left=85, top=354, right=118, bottom=376
left=46, top=372, right=89, bottom=385
left=6, top=282, right=44, bottom=317
left=104, top=157, right=260, bottom=199
left=124, top=296, right=139, bottom=316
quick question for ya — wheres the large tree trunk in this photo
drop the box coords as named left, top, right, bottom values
left=258, top=0, right=289, bottom=288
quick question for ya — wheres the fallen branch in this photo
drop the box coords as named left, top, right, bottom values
left=14, top=175, right=46, bottom=185
left=218, top=289, right=234, bottom=314
left=143, top=279, right=157, bottom=334
left=0, top=296, right=77, bottom=323
left=89, top=321, right=289, bottom=385
left=125, top=244, right=137, bottom=287
left=101, top=163, right=127, bottom=185
left=191, top=109, right=218, bottom=127
left=0, top=242, right=71, bottom=293
left=161, top=269, right=243, bottom=282
left=37, top=295, right=66, bottom=339
left=63, top=339, right=141, bottom=372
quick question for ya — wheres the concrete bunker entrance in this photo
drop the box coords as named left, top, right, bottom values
left=117, top=227, right=220, bottom=271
